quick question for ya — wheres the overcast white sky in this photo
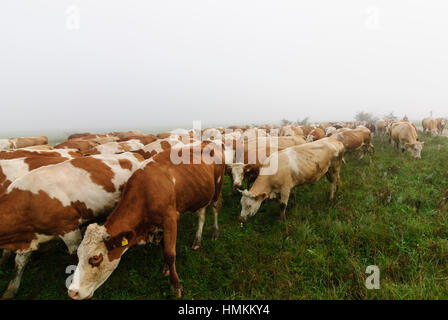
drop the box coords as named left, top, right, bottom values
left=1, top=0, right=447, bottom=134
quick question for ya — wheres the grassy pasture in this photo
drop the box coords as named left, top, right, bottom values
left=1, top=134, right=448, bottom=299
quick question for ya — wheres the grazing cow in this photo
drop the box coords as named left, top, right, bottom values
left=54, top=139, right=100, bottom=153
left=134, top=138, right=186, bottom=159
left=227, top=136, right=306, bottom=188
left=330, top=127, right=374, bottom=161
left=118, top=134, right=158, bottom=145
left=0, top=137, right=48, bottom=151
left=390, top=122, right=424, bottom=158
left=0, top=152, right=144, bottom=299
left=238, top=139, right=344, bottom=222
left=422, top=118, right=438, bottom=135
left=376, top=120, right=387, bottom=135
left=78, top=134, right=119, bottom=144
left=19, top=145, right=54, bottom=151
left=436, top=118, right=447, bottom=135
left=83, top=140, right=145, bottom=156
left=0, top=139, right=13, bottom=151
left=279, top=126, right=304, bottom=137
left=0, top=148, right=82, bottom=160
left=68, top=133, right=91, bottom=140
left=0, top=155, right=78, bottom=194
left=110, top=131, right=146, bottom=140
left=67, top=142, right=225, bottom=300
left=306, top=128, right=325, bottom=142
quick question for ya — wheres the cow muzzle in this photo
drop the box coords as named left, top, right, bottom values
left=238, top=216, right=247, bottom=223
left=68, top=289, right=81, bottom=300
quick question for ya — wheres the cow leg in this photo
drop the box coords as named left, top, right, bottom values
left=60, top=229, right=82, bottom=255
left=160, top=237, right=170, bottom=276
left=279, top=188, right=290, bottom=220
left=162, top=213, right=182, bottom=298
left=1, top=251, right=32, bottom=300
left=211, top=193, right=222, bottom=241
left=326, top=163, right=342, bottom=200
left=0, top=250, right=12, bottom=267
left=192, top=207, right=206, bottom=250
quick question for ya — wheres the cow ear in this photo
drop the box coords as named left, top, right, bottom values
left=256, top=193, right=267, bottom=201
left=105, top=231, right=134, bottom=251
left=421, top=141, right=425, bottom=145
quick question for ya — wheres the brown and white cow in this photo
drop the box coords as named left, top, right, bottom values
left=67, top=141, right=225, bottom=300
left=82, top=140, right=145, bottom=156
left=0, top=155, right=79, bottom=194
left=227, top=136, right=306, bottom=188
left=390, top=122, right=424, bottom=158
left=329, top=127, right=374, bottom=161
left=68, top=133, right=91, bottom=140
left=422, top=118, right=438, bottom=135
left=133, top=137, right=186, bottom=159
left=118, top=134, right=158, bottom=145
left=0, top=148, right=82, bottom=160
left=436, top=118, right=447, bottom=135
left=109, top=131, right=146, bottom=140
left=279, top=125, right=304, bottom=137
left=54, top=139, right=100, bottom=153
left=0, top=152, right=144, bottom=299
left=306, top=128, right=325, bottom=142
left=238, top=139, right=344, bottom=222
left=0, top=136, right=48, bottom=151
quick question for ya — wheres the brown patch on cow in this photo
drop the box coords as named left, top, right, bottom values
left=118, top=159, right=133, bottom=171
left=131, top=153, right=144, bottom=162
left=120, top=135, right=158, bottom=145
left=119, top=143, right=132, bottom=152
left=0, top=150, right=61, bottom=160
left=68, top=133, right=91, bottom=140
left=54, top=140, right=99, bottom=153
left=71, top=157, right=116, bottom=193
left=0, top=166, right=8, bottom=194
left=0, top=189, right=88, bottom=252
left=25, top=156, right=69, bottom=171
left=68, top=151, right=82, bottom=158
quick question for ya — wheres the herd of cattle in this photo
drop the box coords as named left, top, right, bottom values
left=0, top=116, right=445, bottom=299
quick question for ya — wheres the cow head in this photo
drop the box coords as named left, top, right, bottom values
left=227, top=163, right=245, bottom=187
left=306, top=134, right=315, bottom=143
left=68, top=224, right=126, bottom=300
left=405, top=141, right=424, bottom=158
left=238, top=189, right=267, bottom=222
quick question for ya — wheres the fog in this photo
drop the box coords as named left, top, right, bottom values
left=1, top=0, right=448, bottom=136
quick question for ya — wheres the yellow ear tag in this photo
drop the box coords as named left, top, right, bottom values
left=245, top=168, right=250, bottom=172
left=121, top=237, right=128, bottom=246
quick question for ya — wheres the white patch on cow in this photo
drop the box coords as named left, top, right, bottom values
left=217, top=176, right=221, bottom=184
left=283, top=148, right=299, bottom=175
left=17, top=233, right=56, bottom=253
left=68, top=224, right=123, bottom=300
left=95, top=142, right=121, bottom=155
left=0, top=158, right=30, bottom=187
left=172, top=177, right=176, bottom=185
left=8, top=153, right=141, bottom=215
left=0, top=139, right=12, bottom=151
left=60, top=229, right=82, bottom=254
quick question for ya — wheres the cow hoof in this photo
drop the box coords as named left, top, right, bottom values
left=1, top=288, right=16, bottom=300
left=171, top=285, right=182, bottom=298
left=162, top=266, right=170, bottom=277
left=191, top=244, right=200, bottom=250
left=211, top=230, right=219, bottom=241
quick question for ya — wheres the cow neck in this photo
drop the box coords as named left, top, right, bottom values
left=249, top=174, right=272, bottom=197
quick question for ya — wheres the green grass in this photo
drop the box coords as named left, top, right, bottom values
left=1, top=134, right=448, bottom=299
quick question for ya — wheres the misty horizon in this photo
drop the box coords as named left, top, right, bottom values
left=1, top=1, right=447, bottom=137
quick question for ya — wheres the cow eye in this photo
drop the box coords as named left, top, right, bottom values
left=88, top=254, right=103, bottom=267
